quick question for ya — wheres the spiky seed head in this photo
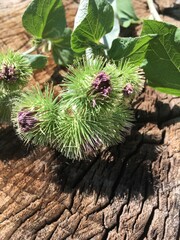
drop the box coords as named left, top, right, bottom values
left=117, top=61, right=145, bottom=98
left=0, top=50, right=32, bottom=93
left=11, top=86, right=58, bottom=146
left=52, top=57, right=136, bottom=160
left=61, top=57, right=123, bottom=113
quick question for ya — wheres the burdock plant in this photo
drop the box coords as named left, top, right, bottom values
left=11, top=86, right=59, bottom=146
left=52, top=57, right=144, bottom=160
left=11, top=56, right=144, bottom=160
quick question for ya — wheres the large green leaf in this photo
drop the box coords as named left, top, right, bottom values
left=108, top=35, right=154, bottom=66
left=52, top=28, right=74, bottom=66
left=71, top=0, right=114, bottom=53
left=116, top=0, right=139, bottom=28
left=22, top=0, right=66, bottom=39
left=142, top=20, right=180, bottom=96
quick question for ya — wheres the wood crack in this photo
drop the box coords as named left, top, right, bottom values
left=138, top=206, right=157, bottom=240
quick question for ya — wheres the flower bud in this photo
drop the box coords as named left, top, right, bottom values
left=18, top=110, right=38, bottom=132
left=0, top=64, right=18, bottom=82
left=123, top=83, right=134, bottom=96
left=92, top=71, right=112, bottom=97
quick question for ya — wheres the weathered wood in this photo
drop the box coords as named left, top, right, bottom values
left=0, top=1, right=180, bottom=240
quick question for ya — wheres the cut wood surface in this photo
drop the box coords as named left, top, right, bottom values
left=0, top=1, right=180, bottom=240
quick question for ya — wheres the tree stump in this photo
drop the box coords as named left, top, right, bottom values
left=0, top=1, right=179, bottom=240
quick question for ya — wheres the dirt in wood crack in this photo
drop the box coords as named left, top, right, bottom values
left=0, top=1, right=179, bottom=240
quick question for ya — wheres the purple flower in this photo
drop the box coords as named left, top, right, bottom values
left=0, top=64, right=18, bottom=82
left=18, top=110, right=38, bottom=132
left=123, top=83, right=134, bottom=96
left=92, top=72, right=112, bottom=97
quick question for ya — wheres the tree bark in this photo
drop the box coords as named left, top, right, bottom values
left=0, top=1, right=179, bottom=240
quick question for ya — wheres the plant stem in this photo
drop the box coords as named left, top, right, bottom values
left=147, top=0, right=162, bottom=21
left=22, top=39, right=46, bottom=55
left=22, top=45, right=39, bottom=55
left=102, top=35, right=109, bottom=49
left=85, top=47, right=94, bottom=60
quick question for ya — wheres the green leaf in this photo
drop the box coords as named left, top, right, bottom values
left=22, top=0, right=66, bottom=39
left=116, top=0, right=139, bottom=28
left=108, top=35, right=154, bottom=66
left=71, top=0, right=114, bottom=53
left=24, top=54, right=47, bottom=69
left=141, top=20, right=180, bottom=96
left=52, top=28, right=74, bottom=66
